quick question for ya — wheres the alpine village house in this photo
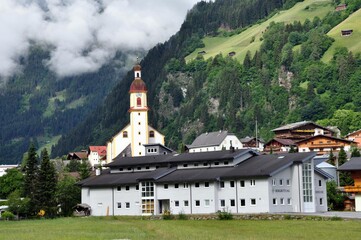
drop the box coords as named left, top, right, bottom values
left=77, top=64, right=330, bottom=216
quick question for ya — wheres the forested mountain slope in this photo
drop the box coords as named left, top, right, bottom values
left=52, top=0, right=361, bottom=158
left=51, top=0, right=294, bottom=157
left=0, top=46, right=142, bottom=164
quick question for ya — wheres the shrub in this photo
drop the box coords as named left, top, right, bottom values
left=217, top=209, right=233, bottom=220
left=330, top=216, right=342, bottom=221
left=177, top=211, right=188, bottom=220
left=1, top=211, right=15, bottom=220
left=162, top=210, right=173, bottom=220
left=284, top=214, right=292, bottom=220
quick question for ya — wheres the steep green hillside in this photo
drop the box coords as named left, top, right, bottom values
left=322, top=8, right=361, bottom=62
left=186, top=0, right=333, bottom=62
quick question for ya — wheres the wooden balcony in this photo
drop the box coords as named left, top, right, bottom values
left=344, top=186, right=361, bottom=193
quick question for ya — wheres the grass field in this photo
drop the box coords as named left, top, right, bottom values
left=0, top=217, right=361, bottom=240
left=322, top=8, right=361, bottom=62
left=186, top=0, right=333, bottom=63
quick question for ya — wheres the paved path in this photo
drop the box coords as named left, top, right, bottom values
left=286, top=211, right=361, bottom=219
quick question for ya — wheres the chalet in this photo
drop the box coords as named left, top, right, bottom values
left=264, top=138, right=296, bottom=153
left=272, top=121, right=334, bottom=142
left=198, top=50, right=206, bottom=55
left=335, top=4, right=347, bottom=11
left=228, top=51, right=236, bottom=57
left=338, top=157, right=361, bottom=211
left=67, top=151, right=88, bottom=160
left=78, top=150, right=329, bottom=216
left=341, top=29, right=353, bottom=36
left=346, top=129, right=361, bottom=147
left=186, top=130, right=243, bottom=153
left=240, top=136, right=265, bottom=151
left=88, top=146, right=107, bottom=168
left=297, top=135, right=353, bottom=155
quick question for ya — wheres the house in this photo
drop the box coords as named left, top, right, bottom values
left=346, top=129, right=361, bottom=147
left=240, top=136, right=265, bottom=151
left=106, top=64, right=165, bottom=162
left=338, top=157, right=361, bottom=211
left=272, top=121, right=334, bottom=142
left=228, top=51, right=236, bottom=57
left=185, top=130, right=243, bottom=153
left=341, top=30, right=353, bottom=36
left=297, top=135, right=353, bottom=155
left=335, top=4, right=347, bottom=11
left=78, top=149, right=329, bottom=216
left=88, top=146, right=107, bottom=168
left=263, top=138, right=297, bottom=153
left=67, top=151, right=88, bottom=160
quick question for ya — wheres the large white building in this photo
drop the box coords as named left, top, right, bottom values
left=78, top=150, right=329, bottom=216
left=106, top=65, right=165, bottom=162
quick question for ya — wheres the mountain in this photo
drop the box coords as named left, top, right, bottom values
left=0, top=45, right=144, bottom=164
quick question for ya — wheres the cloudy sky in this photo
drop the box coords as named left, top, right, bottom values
left=0, top=0, right=200, bottom=78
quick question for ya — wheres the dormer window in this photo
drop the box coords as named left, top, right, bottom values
left=149, top=131, right=155, bottom=138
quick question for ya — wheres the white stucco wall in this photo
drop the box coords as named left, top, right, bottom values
left=269, top=169, right=293, bottom=213
left=314, top=173, right=328, bottom=212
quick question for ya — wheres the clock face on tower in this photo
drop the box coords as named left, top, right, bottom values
left=136, top=93, right=142, bottom=97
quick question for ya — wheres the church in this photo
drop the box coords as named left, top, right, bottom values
left=78, top=64, right=331, bottom=216
left=106, top=64, right=166, bottom=162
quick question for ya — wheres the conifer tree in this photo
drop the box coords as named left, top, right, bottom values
left=338, top=147, right=353, bottom=186
left=23, top=143, right=38, bottom=215
left=35, top=148, right=58, bottom=217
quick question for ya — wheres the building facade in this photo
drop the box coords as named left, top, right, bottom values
left=106, top=65, right=165, bottom=162
left=78, top=150, right=329, bottom=216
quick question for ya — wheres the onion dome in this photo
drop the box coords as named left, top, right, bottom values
left=129, top=78, right=147, bottom=93
left=133, top=64, right=141, bottom=71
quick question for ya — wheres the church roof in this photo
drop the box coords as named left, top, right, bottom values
left=129, top=78, right=147, bottom=93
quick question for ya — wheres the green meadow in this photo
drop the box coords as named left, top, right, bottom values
left=0, top=217, right=360, bottom=240
left=322, top=8, right=361, bottom=62
left=186, top=0, right=333, bottom=62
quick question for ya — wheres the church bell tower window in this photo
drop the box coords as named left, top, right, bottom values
left=137, top=97, right=141, bottom=107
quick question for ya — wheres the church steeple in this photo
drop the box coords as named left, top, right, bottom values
left=129, top=64, right=149, bottom=156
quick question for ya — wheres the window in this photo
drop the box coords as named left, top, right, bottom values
left=127, top=167, right=132, bottom=171
left=230, top=199, right=235, bottom=207
left=273, top=198, right=277, bottom=205
left=302, top=163, right=313, bottom=202
left=119, top=168, right=123, bottom=172
left=195, top=200, right=200, bottom=206
left=125, top=186, right=130, bottom=191
left=137, top=167, right=141, bottom=170
left=142, top=199, right=154, bottom=214
left=183, top=164, right=188, bottom=167
left=279, top=179, right=283, bottom=186
left=117, top=186, right=121, bottom=191
left=164, top=184, right=168, bottom=189
left=184, top=200, right=189, bottom=207
left=287, top=198, right=291, bottom=205
left=224, top=161, right=229, bottom=165
left=195, top=182, right=200, bottom=188
left=117, top=202, right=122, bottom=208
left=123, top=131, right=128, bottom=138
left=220, top=181, right=225, bottom=188
left=175, top=201, right=179, bottom=207
left=183, top=183, right=189, bottom=189
left=287, top=179, right=290, bottom=186
left=125, top=202, right=130, bottom=208
left=240, top=199, right=246, bottom=207
left=136, top=185, right=139, bottom=190
left=149, top=131, right=155, bottom=138
left=203, top=162, right=208, bottom=166
left=214, top=162, right=219, bottom=166
left=175, top=183, right=179, bottom=188
left=141, top=182, right=154, bottom=197
left=250, top=179, right=256, bottom=186
left=240, top=180, right=245, bottom=187
left=220, top=199, right=225, bottom=207
left=320, top=198, right=323, bottom=205
left=138, top=122, right=141, bottom=125
left=205, top=182, right=209, bottom=187
left=137, top=97, right=141, bottom=106
left=145, top=166, right=150, bottom=169
left=319, top=180, right=322, bottom=187
left=205, top=199, right=210, bottom=206
left=194, top=163, right=199, bottom=167
left=250, top=198, right=256, bottom=206
left=272, top=179, right=276, bottom=186
left=139, top=142, right=141, bottom=146
left=280, top=198, right=284, bottom=205
left=230, top=181, right=235, bottom=187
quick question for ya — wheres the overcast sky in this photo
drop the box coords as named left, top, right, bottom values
left=0, top=0, right=201, bottom=78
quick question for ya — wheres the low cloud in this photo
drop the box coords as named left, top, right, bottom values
left=0, top=0, right=199, bottom=78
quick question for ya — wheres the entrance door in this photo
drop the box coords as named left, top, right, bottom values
left=158, top=199, right=170, bottom=214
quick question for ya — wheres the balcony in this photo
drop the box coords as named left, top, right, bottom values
left=344, top=185, right=361, bottom=193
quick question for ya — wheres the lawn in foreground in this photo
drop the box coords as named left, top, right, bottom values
left=0, top=217, right=360, bottom=240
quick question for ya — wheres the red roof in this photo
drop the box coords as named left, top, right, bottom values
left=89, top=146, right=107, bottom=156
left=133, top=64, right=141, bottom=71
left=129, top=78, right=147, bottom=93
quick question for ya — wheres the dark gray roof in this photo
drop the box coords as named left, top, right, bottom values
left=314, top=167, right=334, bottom=179
left=143, top=143, right=175, bottom=153
left=239, top=136, right=265, bottom=144
left=272, top=121, right=332, bottom=132
left=79, top=171, right=152, bottom=187
left=107, top=154, right=174, bottom=167
left=338, top=157, right=361, bottom=171
left=187, top=130, right=231, bottom=148
left=266, top=138, right=296, bottom=146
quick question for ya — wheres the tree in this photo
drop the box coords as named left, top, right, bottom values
left=7, top=190, right=30, bottom=219
left=35, top=148, right=58, bottom=217
left=288, top=145, right=297, bottom=153
left=79, top=160, right=91, bottom=180
left=351, top=147, right=361, bottom=157
left=66, top=160, right=81, bottom=172
left=326, top=181, right=344, bottom=210
left=0, top=168, right=24, bottom=199
left=23, top=143, right=38, bottom=215
left=338, top=147, right=353, bottom=186
left=56, top=174, right=81, bottom=217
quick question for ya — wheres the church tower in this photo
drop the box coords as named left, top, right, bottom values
left=129, top=64, right=149, bottom=157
